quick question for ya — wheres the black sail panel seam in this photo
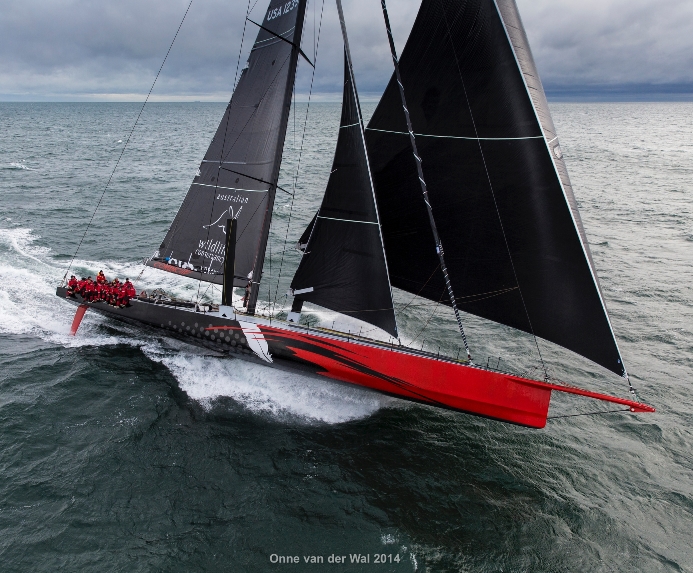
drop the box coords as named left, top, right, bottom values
left=192, top=182, right=267, bottom=193
left=317, top=216, right=378, bottom=224
left=365, top=127, right=543, bottom=140
left=201, top=160, right=273, bottom=165
left=217, top=167, right=293, bottom=195
left=253, top=24, right=296, bottom=46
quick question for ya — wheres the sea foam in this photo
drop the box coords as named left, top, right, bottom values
left=0, top=226, right=388, bottom=423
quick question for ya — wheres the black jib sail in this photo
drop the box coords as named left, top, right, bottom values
left=290, top=52, right=397, bottom=338
left=366, top=0, right=626, bottom=376
left=148, top=0, right=307, bottom=291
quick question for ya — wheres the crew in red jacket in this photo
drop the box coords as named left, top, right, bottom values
left=84, top=278, right=95, bottom=302
left=67, top=275, right=78, bottom=296
left=123, top=279, right=136, bottom=300
left=115, top=279, right=134, bottom=307
left=107, top=281, right=117, bottom=306
left=111, top=281, right=120, bottom=306
left=96, top=270, right=107, bottom=285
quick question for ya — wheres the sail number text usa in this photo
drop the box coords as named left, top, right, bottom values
left=267, top=0, right=298, bottom=21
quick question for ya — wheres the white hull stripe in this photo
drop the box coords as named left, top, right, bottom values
left=238, top=321, right=273, bottom=363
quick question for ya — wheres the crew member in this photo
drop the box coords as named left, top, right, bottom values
left=96, top=280, right=105, bottom=302
left=108, top=281, right=118, bottom=306
left=243, top=271, right=252, bottom=308
left=67, top=275, right=78, bottom=296
left=121, top=279, right=136, bottom=306
left=84, top=278, right=95, bottom=302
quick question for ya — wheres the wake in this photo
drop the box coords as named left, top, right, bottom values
left=0, top=226, right=390, bottom=423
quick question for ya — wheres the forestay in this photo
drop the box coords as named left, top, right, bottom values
left=148, top=0, right=307, bottom=287
left=366, top=0, right=627, bottom=376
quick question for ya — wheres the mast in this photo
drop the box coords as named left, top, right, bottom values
left=377, top=0, right=472, bottom=361
left=221, top=218, right=237, bottom=306
left=247, top=0, right=308, bottom=315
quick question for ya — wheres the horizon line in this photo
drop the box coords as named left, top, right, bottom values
left=2, top=84, right=693, bottom=104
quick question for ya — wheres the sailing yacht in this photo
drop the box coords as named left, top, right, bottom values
left=57, top=0, right=654, bottom=428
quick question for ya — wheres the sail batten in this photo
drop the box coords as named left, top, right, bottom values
left=365, top=127, right=544, bottom=141
left=367, top=0, right=626, bottom=376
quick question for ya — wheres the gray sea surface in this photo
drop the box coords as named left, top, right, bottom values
left=0, top=101, right=691, bottom=572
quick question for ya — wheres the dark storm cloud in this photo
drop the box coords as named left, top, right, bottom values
left=1, top=0, right=692, bottom=100
left=518, top=0, right=693, bottom=88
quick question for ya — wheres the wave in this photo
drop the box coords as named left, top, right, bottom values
left=142, top=344, right=389, bottom=424
left=0, top=226, right=388, bottom=423
left=3, top=162, right=36, bottom=171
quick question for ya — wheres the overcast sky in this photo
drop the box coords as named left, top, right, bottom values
left=1, top=0, right=692, bottom=101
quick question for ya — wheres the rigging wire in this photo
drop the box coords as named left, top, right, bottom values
left=61, top=0, right=194, bottom=285
left=378, top=0, right=472, bottom=361
left=437, top=4, right=549, bottom=381
left=181, top=12, right=312, bottom=304
left=195, top=0, right=253, bottom=304
left=406, top=289, right=446, bottom=347
left=270, top=0, right=325, bottom=317
left=548, top=408, right=631, bottom=420
left=396, top=263, right=440, bottom=314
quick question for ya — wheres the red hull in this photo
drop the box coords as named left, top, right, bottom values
left=252, top=325, right=654, bottom=429
left=59, top=288, right=654, bottom=428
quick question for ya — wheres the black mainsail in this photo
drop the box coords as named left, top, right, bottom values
left=366, top=0, right=627, bottom=376
left=149, top=0, right=307, bottom=306
left=290, top=51, right=397, bottom=338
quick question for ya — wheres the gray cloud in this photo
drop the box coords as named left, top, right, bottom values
left=1, top=0, right=692, bottom=101
left=518, top=0, right=693, bottom=88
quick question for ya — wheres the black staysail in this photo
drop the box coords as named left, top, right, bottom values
left=290, top=52, right=397, bottom=338
left=148, top=0, right=307, bottom=290
left=366, top=0, right=626, bottom=376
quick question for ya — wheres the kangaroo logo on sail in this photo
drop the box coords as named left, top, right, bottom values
left=203, top=206, right=243, bottom=234
left=267, top=0, right=298, bottom=21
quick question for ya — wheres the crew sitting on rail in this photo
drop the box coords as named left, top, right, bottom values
left=114, top=279, right=136, bottom=307
left=66, top=275, right=78, bottom=296
left=107, top=280, right=120, bottom=306
left=67, top=272, right=137, bottom=308
left=83, top=278, right=96, bottom=301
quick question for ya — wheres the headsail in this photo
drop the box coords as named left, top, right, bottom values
left=290, top=52, right=397, bottom=338
left=366, top=0, right=626, bottom=376
left=148, top=0, right=307, bottom=289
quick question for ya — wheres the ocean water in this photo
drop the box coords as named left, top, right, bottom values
left=0, top=101, right=691, bottom=572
